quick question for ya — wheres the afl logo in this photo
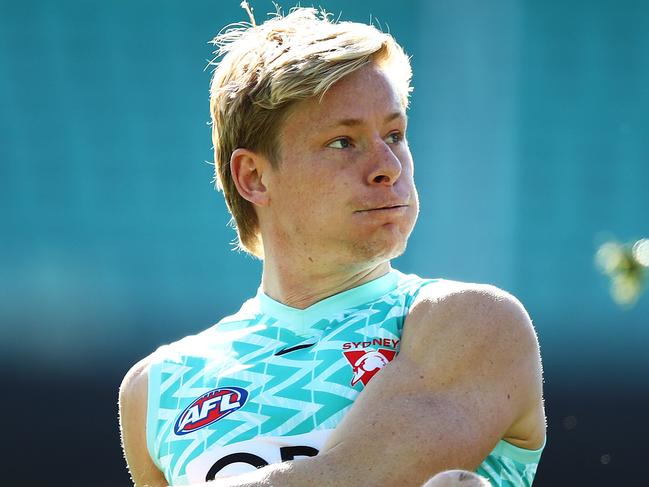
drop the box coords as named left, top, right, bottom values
left=174, top=387, right=248, bottom=435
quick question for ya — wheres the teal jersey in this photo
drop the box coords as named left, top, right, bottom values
left=147, top=270, right=544, bottom=486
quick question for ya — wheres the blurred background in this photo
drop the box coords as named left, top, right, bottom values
left=1, top=0, right=647, bottom=485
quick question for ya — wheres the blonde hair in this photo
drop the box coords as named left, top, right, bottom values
left=209, top=6, right=412, bottom=258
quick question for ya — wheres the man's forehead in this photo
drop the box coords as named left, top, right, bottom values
left=281, top=64, right=408, bottom=136
left=321, top=111, right=407, bottom=130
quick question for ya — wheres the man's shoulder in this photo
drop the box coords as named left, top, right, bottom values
left=406, top=279, right=534, bottom=340
left=152, top=296, right=264, bottom=358
left=400, top=279, right=545, bottom=447
left=401, top=279, right=540, bottom=378
left=119, top=354, right=154, bottom=417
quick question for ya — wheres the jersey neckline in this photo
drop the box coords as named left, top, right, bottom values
left=256, top=269, right=400, bottom=330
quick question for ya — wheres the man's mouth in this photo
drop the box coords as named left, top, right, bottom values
left=357, top=204, right=408, bottom=212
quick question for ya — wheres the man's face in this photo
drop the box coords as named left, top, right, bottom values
left=263, top=63, right=419, bottom=268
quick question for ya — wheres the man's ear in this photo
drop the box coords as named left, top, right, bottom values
left=230, top=148, right=270, bottom=207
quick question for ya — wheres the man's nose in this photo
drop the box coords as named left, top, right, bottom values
left=367, top=140, right=402, bottom=186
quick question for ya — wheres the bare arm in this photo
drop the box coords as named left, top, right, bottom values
left=119, top=356, right=169, bottom=487
left=187, top=284, right=545, bottom=487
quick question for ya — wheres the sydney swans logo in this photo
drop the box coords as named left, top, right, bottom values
left=342, top=338, right=398, bottom=386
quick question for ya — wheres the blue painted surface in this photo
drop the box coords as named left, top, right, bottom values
left=2, top=0, right=646, bottom=375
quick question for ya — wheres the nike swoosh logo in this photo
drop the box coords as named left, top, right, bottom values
left=274, top=343, right=316, bottom=356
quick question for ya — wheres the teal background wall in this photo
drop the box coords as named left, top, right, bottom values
left=1, top=1, right=647, bottom=485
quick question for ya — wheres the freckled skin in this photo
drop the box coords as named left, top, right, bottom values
left=260, top=64, right=419, bottom=274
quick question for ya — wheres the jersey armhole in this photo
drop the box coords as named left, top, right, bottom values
left=405, top=278, right=442, bottom=310
left=146, top=361, right=164, bottom=471
left=492, top=436, right=547, bottom=464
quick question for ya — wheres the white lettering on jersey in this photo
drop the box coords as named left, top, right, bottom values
left=178, top=405, right=201, bottom=431
left=177, top=393, right=241, bottom=431
left=220, top=393, right=241, bottom=413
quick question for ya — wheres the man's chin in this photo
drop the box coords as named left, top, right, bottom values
left=348, top=234, right=409, bottom=264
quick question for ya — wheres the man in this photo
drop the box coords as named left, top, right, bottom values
left=119, top=7, right=546, bottom=487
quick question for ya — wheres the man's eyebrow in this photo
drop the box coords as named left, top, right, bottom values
left=326, top=112, right=406, bottom=129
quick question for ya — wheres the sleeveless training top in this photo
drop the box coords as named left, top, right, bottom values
left=147, top=270, right=544, bottom=486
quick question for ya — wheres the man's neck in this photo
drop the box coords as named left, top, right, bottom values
left=261, top=260, right=392, bottom=309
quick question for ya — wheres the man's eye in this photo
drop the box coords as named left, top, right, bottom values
left=386, top=132, right=403, bottom=144
left=327, top=138, right=352, bottom=149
